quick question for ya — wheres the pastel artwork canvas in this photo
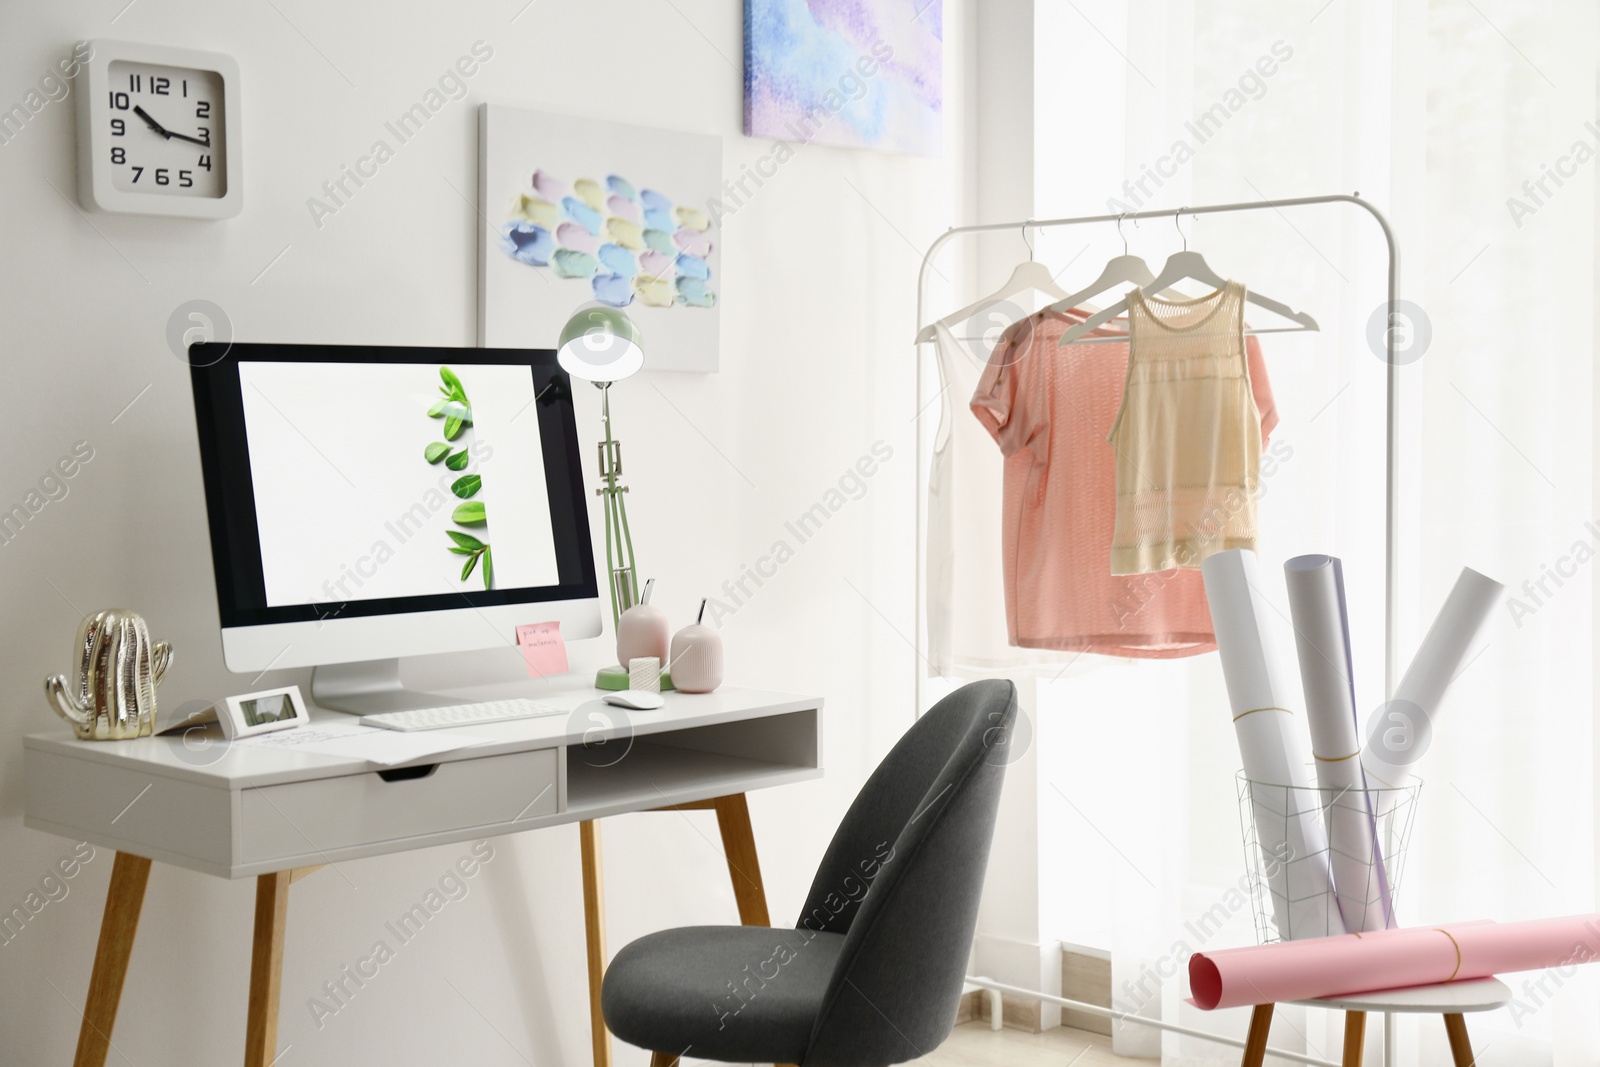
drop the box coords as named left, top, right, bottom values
left=744, top=0, right=942, bottom=156
left=479, top=105, right=721, bottom=373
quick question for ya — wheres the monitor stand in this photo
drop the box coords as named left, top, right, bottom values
left=310, top=658, right=461, bottom=715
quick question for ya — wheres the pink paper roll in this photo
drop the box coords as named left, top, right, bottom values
left=1190, top=914, right=1600, bottom=1009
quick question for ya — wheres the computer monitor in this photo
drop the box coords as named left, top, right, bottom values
left=190, top=343, right=600, bottom=711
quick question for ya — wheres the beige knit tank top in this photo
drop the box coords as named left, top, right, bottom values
left=1107, top=280, right=1262, bottom=575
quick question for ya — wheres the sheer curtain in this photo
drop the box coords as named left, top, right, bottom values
left=1020, top=1, right=1600, bottom=1063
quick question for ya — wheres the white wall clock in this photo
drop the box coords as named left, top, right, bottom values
left=75, top=40, right=241, bottom=218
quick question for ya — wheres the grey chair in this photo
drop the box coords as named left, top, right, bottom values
left=601, top=678, right=1019, bottom=1067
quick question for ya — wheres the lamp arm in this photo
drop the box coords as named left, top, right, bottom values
left=615, top=488, right=638, bottom=603
left=597, top=383, right=639, bottom=628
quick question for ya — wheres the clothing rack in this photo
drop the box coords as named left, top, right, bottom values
left=914, top=193, right=1401, bottom=1067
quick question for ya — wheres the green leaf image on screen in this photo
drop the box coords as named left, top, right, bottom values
left=425, top=366, right=492, bottom=589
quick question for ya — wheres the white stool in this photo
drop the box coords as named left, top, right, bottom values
left=1240, top=977, right=1511, bottom=1066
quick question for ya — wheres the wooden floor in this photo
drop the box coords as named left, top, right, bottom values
left=673, top=1022, right=1157, bottom=1066
left=907, top=1021, right=1157, bottom=1066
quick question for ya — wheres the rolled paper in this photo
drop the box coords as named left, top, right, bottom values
left=1284, top=555, right=1393, bottom=932
left=1202, top=549, right=1345, bottom=940
left=1190, top=914, right=1600, bottom=1010
left=1362, top=567, right=1503, bottom=796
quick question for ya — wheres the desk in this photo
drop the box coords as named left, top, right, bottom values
left=24, top=683, right=823, bottom=1067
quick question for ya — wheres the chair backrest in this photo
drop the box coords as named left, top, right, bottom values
left=799, top=679, right=1019, bottom=1066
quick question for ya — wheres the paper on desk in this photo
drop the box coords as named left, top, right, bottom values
left=1189, top=915, right=1600, bottom=1010
left=1202, top=549, right=1345, bottom=941
left=516, top=621, right=569, bottom=678
left=235, top=722, right=491, bottom=766
left=1284, top=554, right=1393, bottom=933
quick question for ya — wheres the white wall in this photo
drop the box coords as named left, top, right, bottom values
left=0, top=2, right=971, bottom=1063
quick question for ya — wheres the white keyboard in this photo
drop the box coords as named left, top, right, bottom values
left=361, top=699, right=564, bottom=732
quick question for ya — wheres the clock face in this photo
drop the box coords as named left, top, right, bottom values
left=105, top=60, right=226, bottom=198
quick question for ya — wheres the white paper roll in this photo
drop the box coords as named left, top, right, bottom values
left=1284, top=555, right=1392, bottom=931
left=1362, top=567, right=1503, bottom=793
left=1202, top=549, right=1345, bottom=940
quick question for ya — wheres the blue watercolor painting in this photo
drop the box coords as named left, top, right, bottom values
left=743, top=0, right=942, bottom=155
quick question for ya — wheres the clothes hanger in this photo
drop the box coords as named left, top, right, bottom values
left=914, top=220, right=1072, bottom=343
left=1039, top=214, right=1157, bottom=318
left=1057, top=209, right=1320, bottom=346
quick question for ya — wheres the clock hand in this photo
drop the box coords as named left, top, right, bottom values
left=132, top=105, right=170, bottom=138
left=165, top=130, right=211, bottom=147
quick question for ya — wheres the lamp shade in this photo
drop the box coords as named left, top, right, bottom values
left=557, top=306, right=644, bottom=382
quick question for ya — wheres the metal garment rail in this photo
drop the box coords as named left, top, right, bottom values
left=914, top=194, right=1402, bottom=1065
left=966, top=977, right=1341, bottom=1067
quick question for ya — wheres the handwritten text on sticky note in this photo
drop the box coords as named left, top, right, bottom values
left=516, top=622, right=569, bottom=678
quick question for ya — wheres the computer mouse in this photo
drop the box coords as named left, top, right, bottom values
left=604, top=689, right=665, bottom=711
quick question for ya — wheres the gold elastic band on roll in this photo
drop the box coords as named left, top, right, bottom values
left=1437, top=928, right=1464, bottom=981
left=1315, top=751, right=1361, bottom=762
left=1233, top=706, right=1294, bottom=722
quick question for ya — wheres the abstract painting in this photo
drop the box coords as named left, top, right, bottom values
left=479, top=105, right=721, bottom=373
left=743, top=0, right=942, bottom=156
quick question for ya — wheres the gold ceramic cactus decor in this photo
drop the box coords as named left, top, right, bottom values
left=45, top=610, right=173, bottom=740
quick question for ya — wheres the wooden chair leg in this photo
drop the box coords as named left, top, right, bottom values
left=1241, top=1003, right=1274, bottom=1067
left=1342, top=1009, right=1367, bottom=1067
left=244, top=870, right=291, bottom=1067
left=580, top=820, right=612, bottom=1067
left=1443, top=1013, right=1476, bottom=1067
left=713, top=793, right=771, bottom=927
left=649, top=1053, right=679, bottom=1067
left=72, top=851, right=152, bottom=1067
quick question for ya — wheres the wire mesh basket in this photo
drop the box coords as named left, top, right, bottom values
left=1236, top=771, right=1422, bottom=944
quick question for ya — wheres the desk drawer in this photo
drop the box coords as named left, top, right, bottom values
left=239, top=747, right=558, bottom=865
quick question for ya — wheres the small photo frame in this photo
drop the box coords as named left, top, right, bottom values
left=216, top=684, right=310, bottom=740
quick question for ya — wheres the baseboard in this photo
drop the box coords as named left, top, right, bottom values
left=957, top=946, right=1112, bottom=1036
left=1061, top=947, right=1112, bottom=1036
left=968, top=932, right=1060, bottom=1031
left=957, top=986, right=1043, bottom=1032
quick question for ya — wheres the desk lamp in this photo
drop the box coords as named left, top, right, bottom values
left=557, top=305, right=645, bottom=631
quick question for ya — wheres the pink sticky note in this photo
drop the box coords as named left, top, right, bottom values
left=516, top=622, right=568, bottom=678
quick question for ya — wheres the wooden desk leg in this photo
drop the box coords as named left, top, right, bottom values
left=1241, top=1004, right=1274, bottom=1067
left=580, top=820, right=612, bottom=1067
left=1343, top=1009, right=1367, bottom=1067
left=713, top=793, right=771, bottom=927
left=244, top=871, right=291, bottom=1067
left=1443, top=1013, right=1476, bottom=1067
left=72, top=851, right=152, bottom=1067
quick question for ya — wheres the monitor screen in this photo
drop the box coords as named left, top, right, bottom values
left=191, top=344, right=597, bottom=638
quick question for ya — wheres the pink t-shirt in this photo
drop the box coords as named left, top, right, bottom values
left=970, top=307, right=1278, bottom=658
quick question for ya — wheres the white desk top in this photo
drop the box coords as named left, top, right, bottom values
left=25, top=680, right=824, bottom=878
left=25, top=682, right=821, bottom=790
